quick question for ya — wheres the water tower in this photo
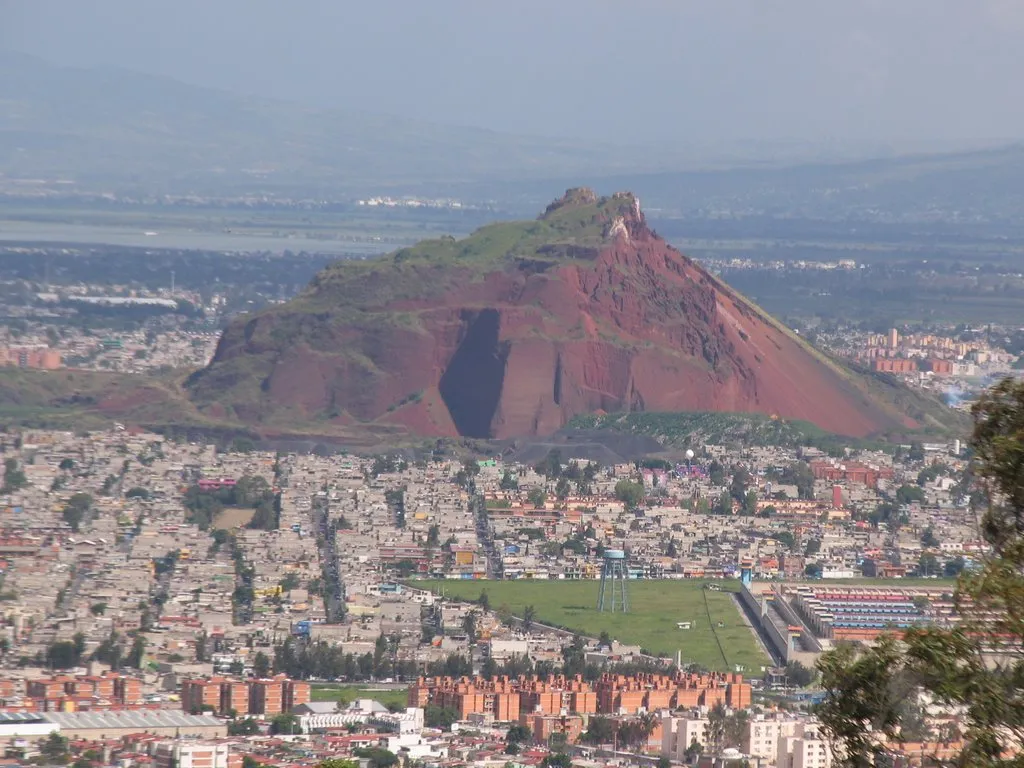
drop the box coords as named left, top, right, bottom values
left=597, top=549, right=630, bottom=612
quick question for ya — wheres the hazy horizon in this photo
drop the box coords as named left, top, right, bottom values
left=3, top=0, right=1024, bottom=149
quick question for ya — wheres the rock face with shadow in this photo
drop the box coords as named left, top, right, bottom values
left=188, top=189, right=920, bottom=439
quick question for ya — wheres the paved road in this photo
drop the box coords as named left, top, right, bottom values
left=312, top=494, right=345, bottom=622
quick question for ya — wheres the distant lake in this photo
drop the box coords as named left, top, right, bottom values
left=0, top=220, right=395, bottom=255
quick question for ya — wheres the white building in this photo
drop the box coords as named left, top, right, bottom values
left=661, top=713, right=709, bottom=760
left=777, top=724, right=833, bottom=768
left=152, top=741, right=231, bottom=768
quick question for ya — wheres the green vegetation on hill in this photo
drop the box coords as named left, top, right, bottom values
left=568, top=407, right=963, bottom=451
left=570, top=410, right=852, bottom=451
left=417, top=579, right=768, bottom=672
left=298, top=190, right=636, bottom=311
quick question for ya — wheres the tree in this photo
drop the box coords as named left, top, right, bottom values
left=804, top=562, right=823, bottom=579
left=541, top=754, right=572, bottom=768
left=555, top=476, right=571, bottom=500
left=126, top=634, right=146, bottom=669
left=921, top=526, right=940, bottom=548
left=269, top=712, right=299, bottom=735
left=424, top=705, right=458, bottom=730
left=46, top=640, right=82, bottom=669
left=817, top=377, right=1024, bottom=767
left=500, top=469, right=519, bottom=490
left=684, top=738, right=703, bottom=763
left=527, top=487, right=547, bottom=508
left=582, top=714, right=616, bottom=744
left=773, top=531, right=796, bottom=551
left=730, top=467, right=750, bottom=502
left=614, top=479, right=644, bottom=509
left=462, top=611, right=478, bottom=643
left=40, top=732, right=70, bottom=764
left=895, top=484, right=926, bottom=505
left=59, top=458, right=75, bottom=471
left=228, top=717, right=261, bottom=735
left=506, top=723, right=531, bottom=749
left=1, top=458, right=26, bottom=492
left=253, top=651, right=271, bottom=678
left=785, top=660, right=815, bottom=687
left=478, top=590, right=490, bottom=611
left=522, top=605, right=536, bottom=633
left=61, top=492, right=92, bottom=533
left=706, top=702, right=727, bottom=753
left=315, top=761, right=360, bottom=768
left=742, top=489, right=759, bottom=516
left=804, top=538, right=821, bottom=557
left=917, top=552, right=940, bottom=576
left=944, top=555, right=967, bottom=577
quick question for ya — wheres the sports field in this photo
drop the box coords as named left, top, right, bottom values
left=417, top=579, right=768, bottom=672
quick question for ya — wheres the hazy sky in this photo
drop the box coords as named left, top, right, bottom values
left=3, top=0, right=1024, bottom=145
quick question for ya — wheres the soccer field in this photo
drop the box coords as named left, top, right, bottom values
left=417, top=579, right=768, bottom=672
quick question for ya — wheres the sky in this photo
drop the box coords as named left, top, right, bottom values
left=3, top=0, right=1024, bottom=146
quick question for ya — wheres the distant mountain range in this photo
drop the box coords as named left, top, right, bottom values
left=6, top=50, right=1023, bottom=212
left=0, top=51, right=692, bottom=195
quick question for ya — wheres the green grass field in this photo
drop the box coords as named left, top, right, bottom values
left=310, top=684, right=409, bottom=710
left=418, top=579, right=768, bottom=673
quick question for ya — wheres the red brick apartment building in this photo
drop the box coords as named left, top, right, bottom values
left=8, top=673, right=145, bottom=712
left=872, top=358, right=918, bottom=374
left=809, top=460, right=894, bottom=489
left=181, top=675, right=309, bottom=716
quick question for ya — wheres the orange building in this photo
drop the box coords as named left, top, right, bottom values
left=809, top=460, right=894, bottom=489
left=0, top=347, right=61, bottom=370
left=524, top=713, right=585, bottom=744
left=180, top=675, right=308, bottom=717
left=872, top=358, right=918, bottom=374
left=410, top=673, right=750, bottom=720
left=249, top=678, right=284, bottom=716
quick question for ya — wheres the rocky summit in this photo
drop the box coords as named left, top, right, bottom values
left=187, top=189, right=923, bottom=439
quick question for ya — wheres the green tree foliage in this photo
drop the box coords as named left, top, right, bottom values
left=522, top=605, right=536, bottom=633
left=784, top=660, right=816, bottom=687
left=253, top=651, right=271, bottom=678
left=61, top=492, right=92, bottom=532
left=817, top=378, right=1024, bottom=767
left=269, top=712, right=299, bottom=735
left=499, top=469, right=519, bottom=490
left=895, top=484, right=926, bottom=505
left=541, top=754, right=572, bottom=768
left=46, top=639, right=84, bottom=669
left=1, top=458, right=26, bottom=493
left=228, top=717, right=261, bottom=735
left=527, top=488, right=547, bottom=508
left=773, top=531, right=796, bottom=551
left=614, top=479, right=644, bottom=509
left=315, top=761, right=360, bottom=768
left=425, top=705, right=458, bottom=730
left=534, top=449, right=563, bottom=480
left=40, top=732, right=70, bottom=764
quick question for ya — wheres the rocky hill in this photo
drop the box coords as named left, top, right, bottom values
left=187, top=189, right=945, bottom=440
